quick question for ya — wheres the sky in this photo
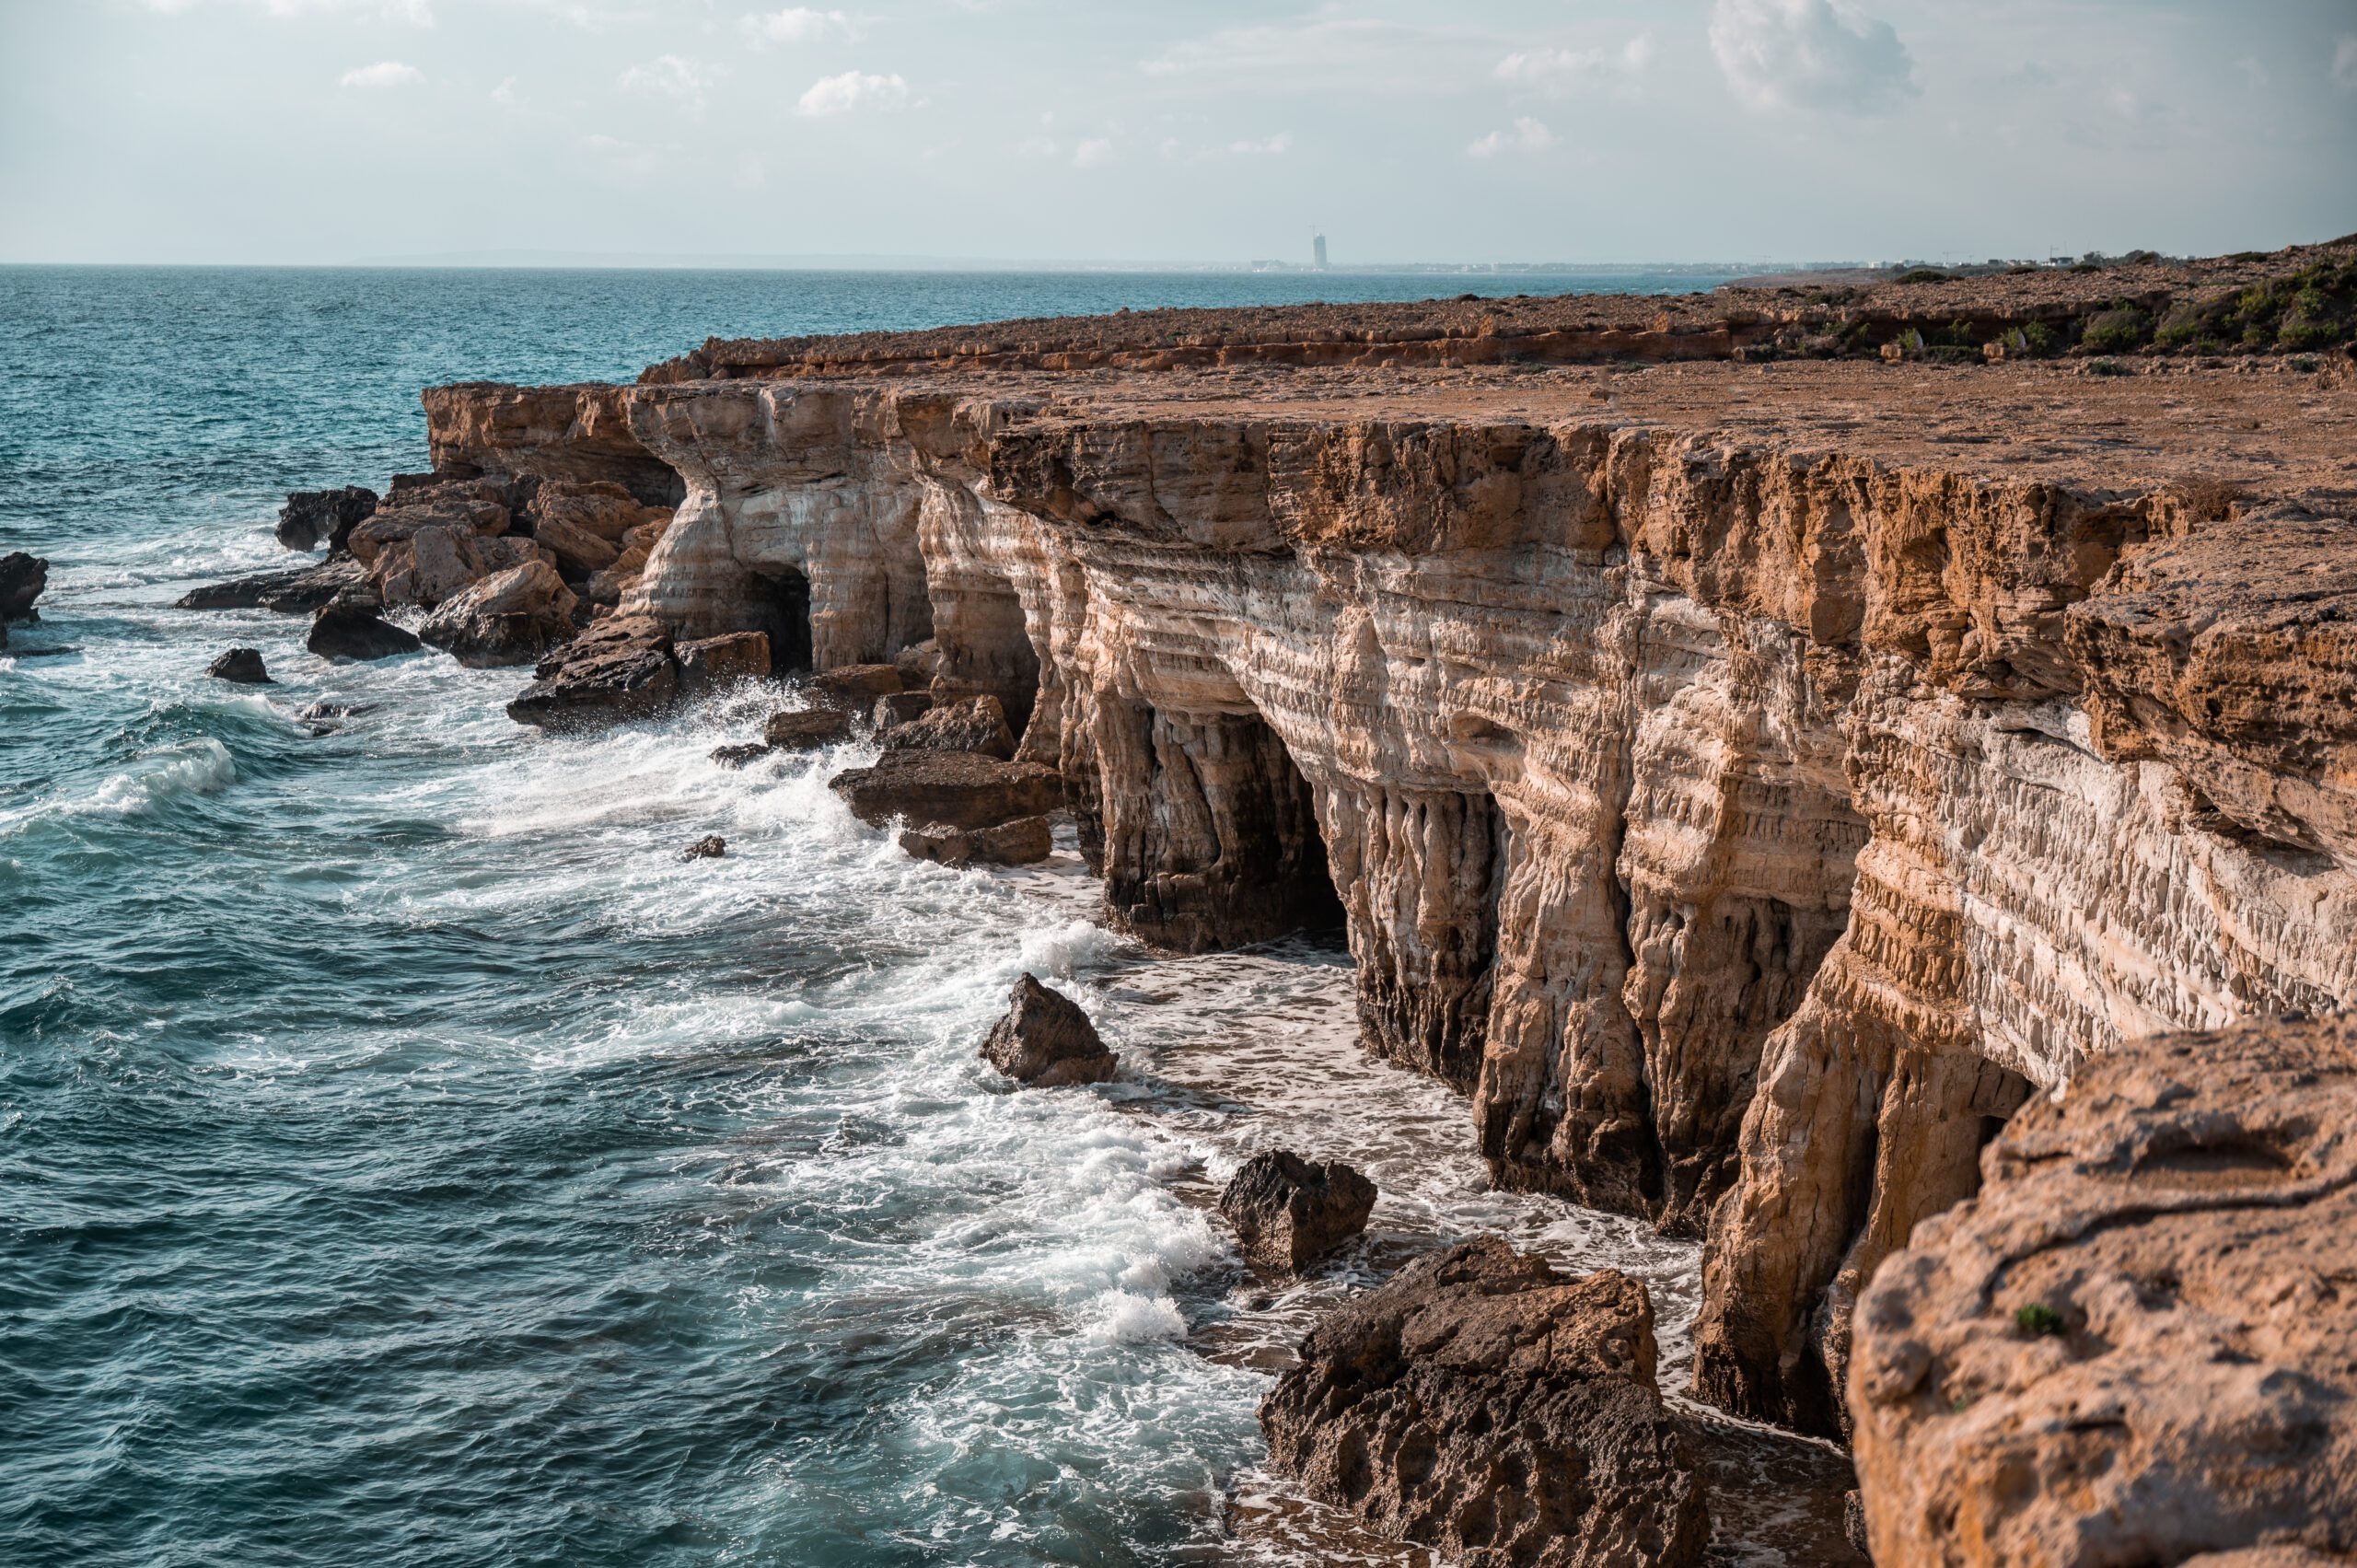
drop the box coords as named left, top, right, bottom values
left=1, top=0, right=2352, bottom=266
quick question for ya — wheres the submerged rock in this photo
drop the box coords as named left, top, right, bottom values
left=1219, top=1150, right=1376, bottom=1272
left=763, top=707, right=852, bottom=749
left=681, top=834, right=726, bottom=861
left=418, top=559, right=580, bottom=668
left=1260, top=1237, right=1709, bottom=1568
left=275, top=486, right=377, bottom=552
left=205, top=647, right=272, bottom=684
left=897, top=814, right=1051, bottom=867
left=979, top=973, right=1117, bottom=1087
left=1849, top=1014, right=2357, bottom=1568
left=878, top=693, right=1017, bottom=761
left=0, top=552, right=49, bottom=621
left=710, top=742, right=774, bottom=770
left=176, top=557, right=366, bottom=614
left=308, top=600, right=422, bottom=662
left=830, top=750, right=1061, bottom=831
left=506, top=613, right=677, bottom=729
left=677, top=631, right=772, bottom=691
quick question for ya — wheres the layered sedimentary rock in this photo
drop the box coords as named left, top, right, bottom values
left=414, top=273, right=2357, bottom=1440
left=1849, top=1015, right=2357, bottom=1566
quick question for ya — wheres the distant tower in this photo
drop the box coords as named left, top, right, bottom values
left=1312, top=231, right=1329, bottom=270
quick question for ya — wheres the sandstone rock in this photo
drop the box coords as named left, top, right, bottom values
left=1218, top=1150, right=1377, bottom=1272
left=894, top=637, right=940, bottom=687
left=979, top=973, right=1116, bottom=1086
left=206, top=647, right=271, bottom=684
left=878, top=693, right=1017, bottom=761
left=372, top=524, right=489, bottom=610
left=811, top=663, right=902, bottom=705
left=1260, top=1237, right=1708, bottom=1568
left=763, top=707, right=852, bottom=749
left=681, top=834, right=726, bottom=861
left=308, top=601, right=422, bottom=662
left=175, top=557, right=366, bottom=613
left=830, top=750, right=1062, bottom=831
left=344, top=481, right=509, bottom=566
left=873, top=691, right=935, bottom=727
left=709, top=742, right=774, bottom=769
left=1849, top=1015, right=2357, bottom=1568
left=275, top=486, right=377, bottom=552
left=677, top=631, right=772, bottom=691
left=0, top=552, right=49, bottom=621
left=897, top=814, right=1052, bottom=867
left=418, top=559, right=581, bottom=668
left=506, top=613, right=677, bottom=729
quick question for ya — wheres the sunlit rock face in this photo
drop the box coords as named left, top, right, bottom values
left=428, top=372, right=2357, bottom=1436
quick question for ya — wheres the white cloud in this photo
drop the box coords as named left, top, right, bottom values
left=1494, top=35, right=1652, bottom=94
left=339, top=60, right=422, bottom=88
left=795, top=69, right=908, bottom=116
left=740, top=7, right=853, bottom=47
left=1467, top=117, right=1553, bottom=157
left=1227, top=134, right=1292, bottom=156
left=1073, top=136, right=1115, bottom=168
left=1709, top=0, right=1916, bottom=115
left=620, top=54, right=717, bottom=113
left=1143, top=8, right=1472, bottom=90
left=151, top=0, right=435, bottom=19
left=490, top=75, right=519, bottom=106
left=2333, top=34, right=2357, bottom=92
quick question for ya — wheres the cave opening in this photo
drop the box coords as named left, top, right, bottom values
left=751, top=565, right=814, bottom=672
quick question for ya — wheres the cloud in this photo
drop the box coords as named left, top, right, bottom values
left=1493, top=35, right=1653, bottom=95
left=620, top=54, right=717, bottom=113
left=490, top=75, right=519, bottom=106
left=795, top=70, right=908, bottom=116
left=339, top=61, right=423, bottom=87
left=151, top=0, right=435, bottom=19
left=740, top=7, right=853, bottom=47
left=1709, top=0, right=1916, bottom=115
left=1143, top=7, right=1473, bottom=91
left=2334, top=34, right=2357, bottom=92
left=1073, top=137, right=1115, bottom=168
left=1156, top=133, right=1293, bottom=163
left=1467, top=117, right=1553, bottom=157
left=1227, top=134, right=1292, bottom=156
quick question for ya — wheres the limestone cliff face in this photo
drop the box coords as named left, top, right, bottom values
left=424, top=372, right=2357, bottom=1437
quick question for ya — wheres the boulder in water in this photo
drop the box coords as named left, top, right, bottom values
left=0, top=552, right=50, bottom=621
left=811, top=663, right=903, bottom=705
left=308, top=599, right=422, bottom=661
left=681, top=834, right=726, bottom=861
left=419, top=559, right=580, bottom=668
left=763, top=706, right=852, bottom=749
left=710, top=742, right=775, bottom=770
left=506, top=612, right=678, bottom=729
left=176, top=557, right=366, bottom=613
left=206, top=647, right=273, bottom=684
left=829, top=749, right=1061, bottom=831
left=898, top=814, right=1052, bottom=867
left=1260, top=1237, right=1709, bottom=1568
left=879, top=694, right=1017, bottom=761
left=677, top=631, right=772, bottom=690
left=979, top=973, right=1117, bottom=1087
left=275, top=486, right=378, bottom=552
left=1219, top=1150, right=1377, bottom=1272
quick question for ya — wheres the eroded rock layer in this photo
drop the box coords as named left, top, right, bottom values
left=422, top=348, right=2357, bottom=1435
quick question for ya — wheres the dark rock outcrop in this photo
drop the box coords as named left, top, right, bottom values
left=764, top=707, right=852, bottom=749
left=275, top=486, right=378, bottom=552
left=873, top=691, right=935, bottom=727
left=710, top=742, right=774, bottom=769
left=830, top=750, right=1062, bottom=831
left=1849, top=1014, right=2357, bottom=1568
left=1219, top=1150, right=1377, bottom=1272
left=205, top=647, right=272, bottom=684
left=811, top=663, right=903, bottom=705
left=1260, top=1237, right=1708, bottom=1568
left=681, top=834, right=726, bottom=861
left=898, top=814, right=1052, bottom=867
left=0, top=552, right=49, bottom=621
left=176, top=557, right=366, bottom=613
left=418, top=559, right=580, bottom=668
left=308, top=600, right=422, bottom=661
left=677, top=631, right=772, bottom=690
left=878, top=693, right=1018, bottom=761
left=506, top=613, right=677, bottom=729
left=979, top=973, right=1118, bottom=1086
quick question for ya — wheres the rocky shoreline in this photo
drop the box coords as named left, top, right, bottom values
left=168, top=243, right=2357, bottom=1563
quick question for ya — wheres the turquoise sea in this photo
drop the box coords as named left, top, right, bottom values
left=0, top=266, right=1736, bottom=1567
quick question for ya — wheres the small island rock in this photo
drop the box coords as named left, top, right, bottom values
left=1219, top=1150, right=1376, bottom=1272
left=979, top=973, right=1117, bottom=1087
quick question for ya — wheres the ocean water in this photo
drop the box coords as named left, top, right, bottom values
left=2, top=265, right=1756, bottom=1568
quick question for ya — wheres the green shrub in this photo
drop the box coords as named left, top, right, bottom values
left=2082, top=307, right=2152, bottom=351
left=2087, top=358, right=2131, bottom=377
left=2291, top=355, right=2321, bottom=373
left=2021, top=322, right=2061, bottom=356
left=2015, top=1304, right=2067, bottom=1336
left=1895, top=267, right=1950, bottom=285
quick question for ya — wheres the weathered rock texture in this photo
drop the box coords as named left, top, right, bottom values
left=1850, top=1014, right=2357, bottom=1567
left=980, top=973, right=1117, bottom=1086
left=1260, top=1236, right=1708, bottom=1567
left=1220, top=1150, right=1378, bottom=1272
left=414, top=279, right=2357, bottom=1442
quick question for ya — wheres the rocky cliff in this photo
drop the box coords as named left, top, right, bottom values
left=418, top=275, right=2357, bottom=1442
